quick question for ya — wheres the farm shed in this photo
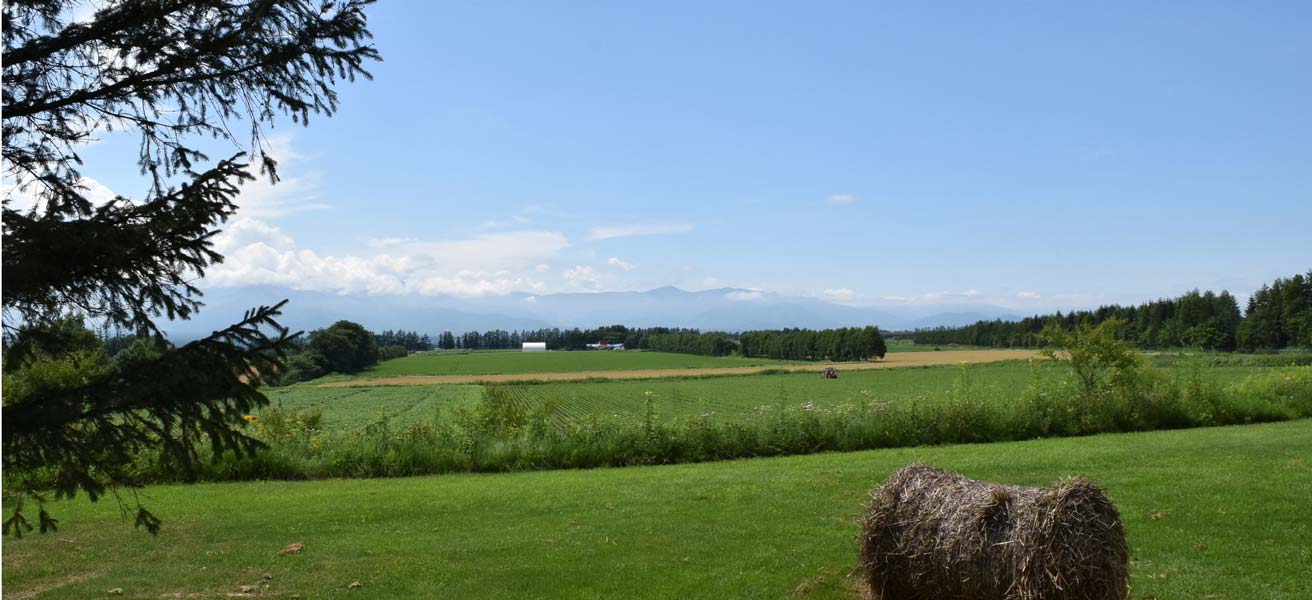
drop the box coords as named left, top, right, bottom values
left=522, top=342, right=547, bottom=352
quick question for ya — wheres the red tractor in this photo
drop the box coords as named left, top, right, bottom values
left=821, top=367, right=838, bottom=379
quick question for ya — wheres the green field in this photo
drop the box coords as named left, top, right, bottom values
left=497, top=362, right=1040, bottom=423
left=279, top=361, right=1282, bottom=430
left=328, top=349, right=805, bottom=379
left=5, top=420, right=1308, bottom=599
left=264, top=385, right=484, bottom=432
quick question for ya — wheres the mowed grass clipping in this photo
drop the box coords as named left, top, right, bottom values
left=5, top=420, right=1309, bottom=599
left=328, top=350, right=805, bottom=380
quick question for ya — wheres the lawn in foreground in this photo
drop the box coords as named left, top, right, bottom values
left=4, top=421, right=1309, bottom=599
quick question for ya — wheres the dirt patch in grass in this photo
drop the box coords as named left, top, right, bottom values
left=318, top=349, right=1038, bottom=387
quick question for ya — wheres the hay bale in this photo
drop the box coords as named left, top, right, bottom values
left=858, top=464, right=1128, bottom=600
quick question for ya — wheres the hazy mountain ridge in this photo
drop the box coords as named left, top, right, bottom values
left=162, top=285, right=1025, bottom=340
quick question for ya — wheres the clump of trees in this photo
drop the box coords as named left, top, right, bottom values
left=271, top=320, right=381, bottom=385
left=374, top=330, right=433, bottom=352
left=434, top=325, right=703, bottom=351
left=1237, top=273, right=1312, bottom=351
left=909, top=272, right=1312, bottom=352
left=647, top=332, right=735, bottom=356
left=739, top=327, right=887, bottom=362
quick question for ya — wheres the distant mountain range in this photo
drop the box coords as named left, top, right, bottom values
left=162, top=285, right=1024, bottom=340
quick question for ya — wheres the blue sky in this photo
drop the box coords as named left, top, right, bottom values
left=61, top=1, right=1312, bottom=311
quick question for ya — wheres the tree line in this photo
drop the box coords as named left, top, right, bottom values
left=739, top=327, right=887, bottom=362
left=434, top=326, right=704, bottom=351
left=647, top=332, right=736, bottom=356
left=908, top=271, right=1312, bottom=352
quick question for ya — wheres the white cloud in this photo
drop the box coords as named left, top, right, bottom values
left=366, top=237, right=419, bottom=248
left=534, top=263, right=551, bottom=273
left=206, top=218, right=567, bottom=297
left=82, top=177, right=119, bottom=206
left=1016, top=291, right=1041, bottom=300
left=823, top=288, right=855, bottom=301
left=875, top=289, right=990, bottom=304
left=4, top=175, right=120, bottom=212
left=588, top=222, right=693, bottom=240
left=825, top=194, right=857, bottom=204
left=607, top=257, right=638, bottom=271
left=478, top=206, right=541, bottom=230
left=233, top=134, right=331, bottom=218
left=563, top=265, right=601, bottom=290
left=213, top=218, right=295, bottom=253
left=725, top=289, right=767, bottom=302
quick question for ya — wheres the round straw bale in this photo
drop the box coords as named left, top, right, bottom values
left=858, top=464, right=1128, bottom=600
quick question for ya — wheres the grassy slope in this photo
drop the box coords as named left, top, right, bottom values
left=5, top=421, right=1309, bottom=599
left=332, top=350, right=804, bottom=379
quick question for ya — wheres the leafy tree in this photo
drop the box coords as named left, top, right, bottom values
left=378, top=344, right=409, bottom=361
left=2, top=0, right=378, bottom=535
left=1039, top=318, right=1142, bottom=402
left=306, top=320, right=378, bottom=373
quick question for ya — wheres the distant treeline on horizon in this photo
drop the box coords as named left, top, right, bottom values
left=375, top=325, right=888, bottom=362
left=906, top=270, right=1312, bottom=352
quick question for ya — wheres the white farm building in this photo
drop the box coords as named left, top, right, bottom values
left=522, top=342, right=547, bottom=352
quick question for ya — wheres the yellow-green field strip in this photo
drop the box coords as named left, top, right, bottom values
left=318, top=349, right=1038, bottom=387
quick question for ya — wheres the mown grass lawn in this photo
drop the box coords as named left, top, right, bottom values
left=4, top=420, right=1309, bottom=599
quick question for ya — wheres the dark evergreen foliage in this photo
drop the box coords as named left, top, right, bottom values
left=374, top=329, right=433, bottom=352
left=647, top=332, right=736, bottom=356
left=904, top=283, right=1302, bottom=352
left=437, top=325, right=702, bottom=351
left=2, top=0, right=379, bottom=534
left=1237, top=272, right=1312, bottom=351
left=739, top=326, right=886, bottom=362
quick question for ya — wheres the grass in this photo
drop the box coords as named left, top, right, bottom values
left=5, top=420, right=1309, bottom=599
left=883, top=338, right=984, bottom=352
left=325, top=350, right=806, bottom=380
left=262, top=385, right=483, bottom=432
left=289, top=357, right=1280, bottom=428
left=497, top=362, right=1042, bottom=422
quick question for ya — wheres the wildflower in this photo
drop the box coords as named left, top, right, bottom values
left=242, top=415, right=258, bottom=423
left=311, top=442, right=320, bottom=449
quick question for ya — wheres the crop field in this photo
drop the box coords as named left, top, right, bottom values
left=495, top=362, right=1042, bottom=423
left=263, top=385, right=483, bottom=432
left=319, top=349, right=1040, bottom=387
left=5, top=420, right=1309, bottom=599
left=279, top=360, right=1283, bottom=429
left=327, top=349, right=805, bottom=380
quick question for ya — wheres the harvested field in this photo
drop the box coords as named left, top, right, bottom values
left=319, top=349, right=1038, bottom=387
